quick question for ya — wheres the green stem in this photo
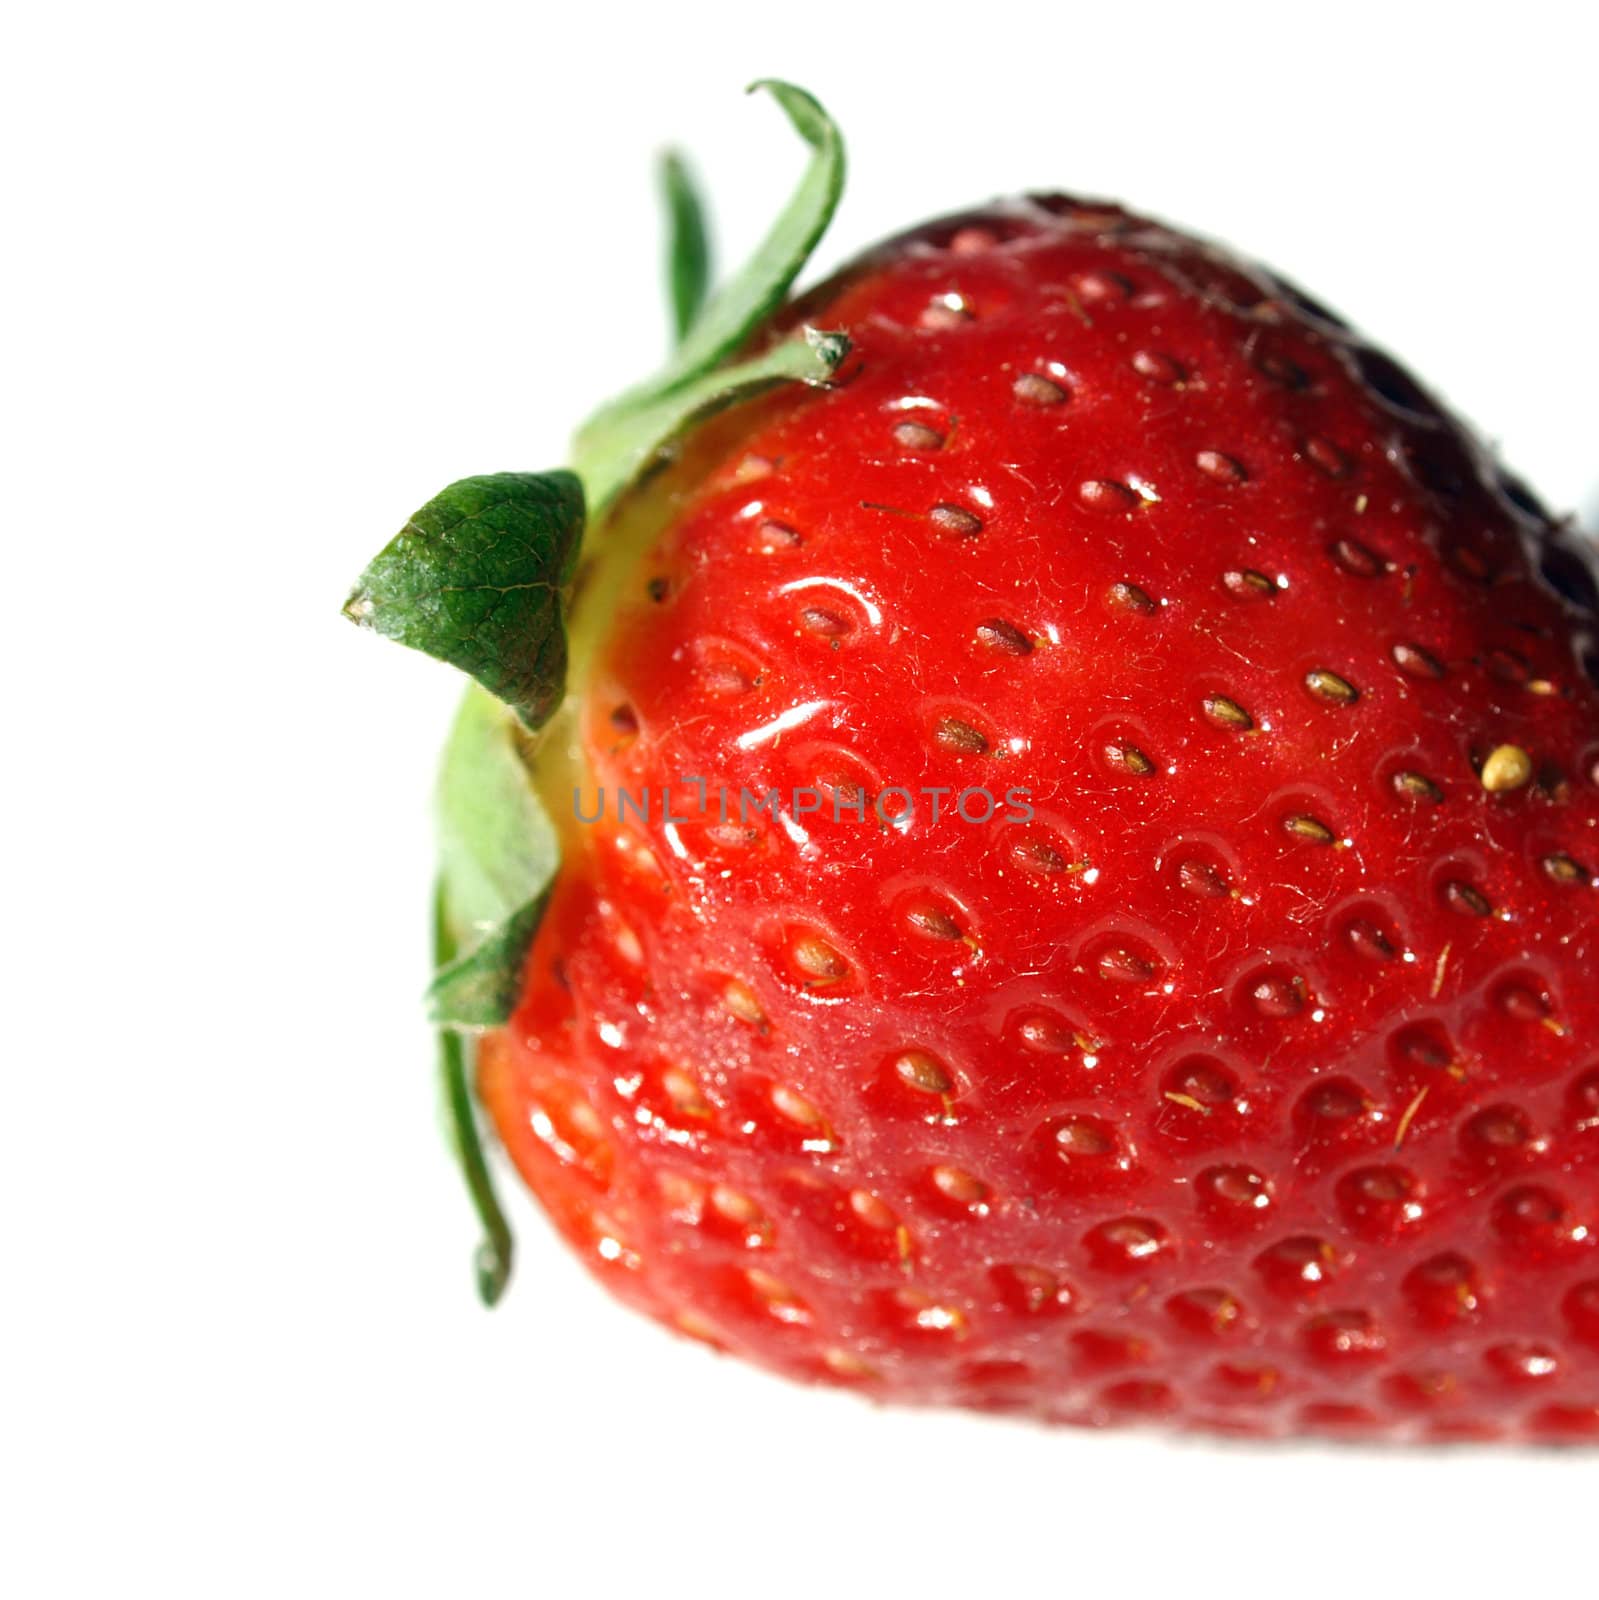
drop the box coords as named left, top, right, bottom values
left=433, top=880, right=514, bottom=1305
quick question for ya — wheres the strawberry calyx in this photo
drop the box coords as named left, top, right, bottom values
left=571, top=79, right=846, bottom=473
left=342, top=82, right=849, bottom=1302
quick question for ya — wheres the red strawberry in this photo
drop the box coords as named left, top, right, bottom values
left=348, top=85, right=1599, bottom=1440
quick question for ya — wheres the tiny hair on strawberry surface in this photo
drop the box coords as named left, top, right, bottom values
left=345, top=82, right=1599, bottom=1443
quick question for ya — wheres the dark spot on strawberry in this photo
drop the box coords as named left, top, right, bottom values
left=719, top=979, right=766, bottom=1028
left=1051, top=1115, right=1115, bottom=1157
left=1009, top=1015, right=1068, bottom=1059
left=902, top=899, right=964, bottom=941
left=975, top=617, right=1032, bottom=655
left=1305, top=668, right=1359, bottom=706
left=1131, top=349, right=1184, bottom=384
left=927, top=1164, right=991, bottom=1214
left=1012, top=371, right=1069, bottom=406
left=1222, top=568, right=1274, bottom=600
left=1283, top=814, right=1337, bottom=845
left=1072, top=268, right=1134, bottom=305
left=1256, top=349, right=1311, bottom=390
left=1331, top=538, right=1386, bottom=577
left=1008, top=834, right=1069, bottom=874
left=1391, top=770, right=1443, bottom=805
left=1196, top=450, right=1247, bottom=484
left=769, top=1083, right=833, bottom=1140
left=1335, top=906, right=1401, bottom=962
left=1103, top=739, right=1156, bottom=777
left=693, top=642, right=760, bottom=697
left=1079, top=478, right=1138, bottom=513
left=1543, top=852, right=1591, bottom=886
left=893, top=418, right=945, bottom=452
left=1302, top=435, right=1352, bottom=478
left=929, top=502, right=983, bottom=538
left=933, top=716, right=989, bottom=756
left=1392, top=641, right=1447, bottom=679
left=1096, top=945, right=1158, bottom=983
left=1441, top=879, right=1492, bottom=918
left=892, top=1049, right=954, bottom=1097
left=1202, top=694, right=1253, bottom=731
left=1108, top=581, right=1156, bottom=614
left=1177, top=856, right=1231, bottom=898
left=800, top=605, right=851, bottom=637
left=779, top=928, right=854, bottom=992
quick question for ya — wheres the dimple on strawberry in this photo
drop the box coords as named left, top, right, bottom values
left=345, top=82, right=1599, bottom=1441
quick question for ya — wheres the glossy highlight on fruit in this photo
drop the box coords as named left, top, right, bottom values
left=351, top=89, right=1599, bottom=1441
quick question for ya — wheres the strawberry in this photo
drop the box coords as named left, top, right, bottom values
left=347, top=84, right=1599, bottom=1440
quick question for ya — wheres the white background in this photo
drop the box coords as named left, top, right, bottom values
left=7, top=2, right=1598, bottom=1595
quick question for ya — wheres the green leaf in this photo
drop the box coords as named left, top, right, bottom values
left=573, top=80, right=846, bottom=497
left=571, top=325, right=849, bottom=516
left=427, top=894, right=549, bottom=1026
left=660, top=150, right=712, bottom=343
left=434, top=681, right=559, bottom=955
left=343, top=471, right=584, bottom=730
left=433, top=881, right=515, bottom=1306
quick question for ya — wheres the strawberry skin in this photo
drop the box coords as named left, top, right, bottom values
left=479, top=197, right=1599, bottom=1439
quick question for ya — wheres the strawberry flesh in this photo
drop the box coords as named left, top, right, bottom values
left=480, top=197, right=1599, bottom=1439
